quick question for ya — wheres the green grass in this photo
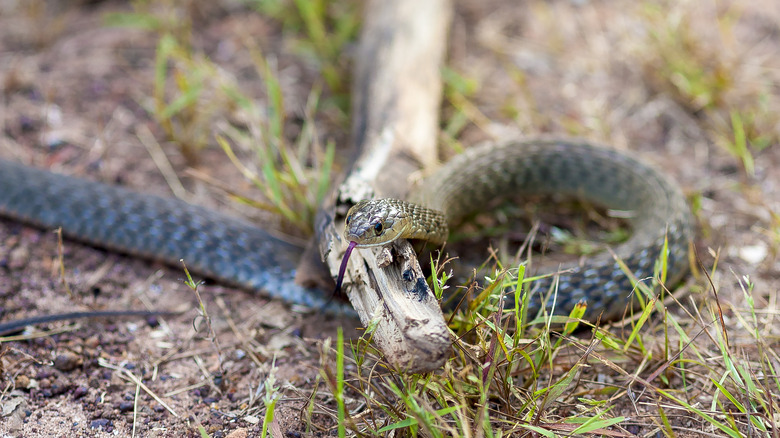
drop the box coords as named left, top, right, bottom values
left=638, top=1, right=777, bottom=177
left=304, top=0, right=776, bottom=433
left=98, top=0, right=778, bottom=435
left=104, top=0, right=355, bottom=234
left=249, top=0, right=360, bottom=104
left=310, top=250, right=777, bottom=436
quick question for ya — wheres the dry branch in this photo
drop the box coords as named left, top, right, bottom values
left=316, top=0, right=453, bottom=372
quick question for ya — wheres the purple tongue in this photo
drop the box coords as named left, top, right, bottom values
left=333, top=241, right=358, bottom=294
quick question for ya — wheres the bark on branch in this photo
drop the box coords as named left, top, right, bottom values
left=317, top=0, right=453, bottom=372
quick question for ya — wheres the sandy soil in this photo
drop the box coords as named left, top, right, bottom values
left=1, top=0, right=778, bottom=436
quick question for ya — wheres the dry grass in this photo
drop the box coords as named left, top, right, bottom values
left=1, top=0, right=778, bottom=436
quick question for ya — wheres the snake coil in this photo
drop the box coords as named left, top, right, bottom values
left=0, top=139, right=691, bottom=321
left=343, top=139, right=692, bottom=320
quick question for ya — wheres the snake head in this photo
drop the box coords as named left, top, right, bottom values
left=343, top=199, right=409, bottom=247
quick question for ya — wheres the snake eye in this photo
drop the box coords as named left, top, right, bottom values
left=346, top=215, right=352, bottom=225
left=373, top=222, right=384, bottom=236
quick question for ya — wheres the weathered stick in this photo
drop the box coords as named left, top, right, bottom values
left=317, top=0, right=453, bottom=372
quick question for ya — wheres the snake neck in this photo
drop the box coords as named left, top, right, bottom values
left=397, top=202, right=449, bottom=246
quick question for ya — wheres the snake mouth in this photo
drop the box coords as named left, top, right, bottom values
left=346, top=238, right=393, bottom=248
left=344, top=224, right=402, bottom=247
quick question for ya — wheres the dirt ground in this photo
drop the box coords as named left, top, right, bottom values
left=1, top=0, right=778, bottom=436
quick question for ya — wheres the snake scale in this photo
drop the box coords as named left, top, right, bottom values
left=0, top=138, right=692, bottom=328
left=0, top=157, right=352, bottom=323
left=344, top=139, right=691, bottom=320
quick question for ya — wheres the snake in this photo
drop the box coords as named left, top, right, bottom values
left=0, top=157, right=353, bottom=335
left=342, top=139, right=692, bottom=320
left=0, top=138, right=692, bottom=331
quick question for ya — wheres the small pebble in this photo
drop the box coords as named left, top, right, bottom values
left=226, top=428, right=248, bottom=438
left=53, top=352, right=82, bottom=371
left=15, top=375, right=30, bottom=389
left=738, top=243, right=767, bottom=265
left=90, top=418, right=113, bottom=432
left=72, top=386, right=89, bottom=399
left=8, top=246, right=30, bottom=269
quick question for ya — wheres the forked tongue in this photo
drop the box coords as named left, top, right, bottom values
left=333, top=240, right=358, bottom=295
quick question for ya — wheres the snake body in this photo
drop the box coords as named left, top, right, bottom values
left=0, top=139, right=691, bottom=322
left=345, top=139, right=692, bottom=320
left=0, top=159, right=349, bottom=314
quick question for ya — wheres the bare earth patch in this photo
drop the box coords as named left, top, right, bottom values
left=1, top=0, right=778, bottom=436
